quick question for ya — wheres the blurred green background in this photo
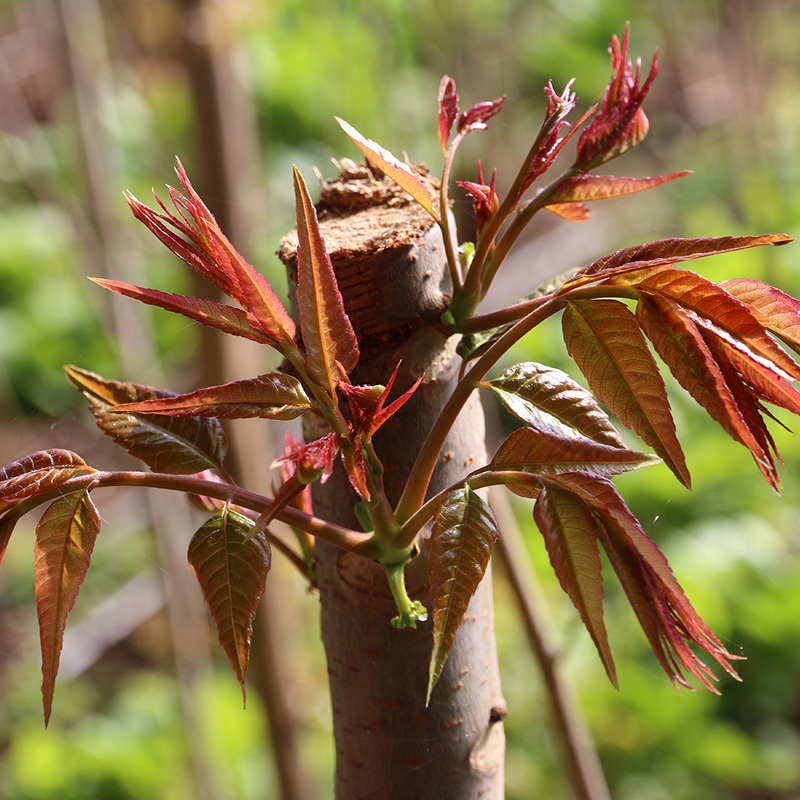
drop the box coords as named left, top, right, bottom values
left=2, top=0, right=800, bottom=798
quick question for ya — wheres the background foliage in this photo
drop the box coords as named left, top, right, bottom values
left=1, top=0, right=800, bottom=798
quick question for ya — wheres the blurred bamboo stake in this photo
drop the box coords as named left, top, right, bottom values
left=54, top=2, right=223, bottom=799
left=491, top=486, right=612, bottom=800
left=177, top=2, right=315, bottom=799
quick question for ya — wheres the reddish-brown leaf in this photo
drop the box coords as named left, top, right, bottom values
left=427, top=485, right=498, bottom=701
left=0, top=511, right=20, bottom=567
left=533, top=482, right=617, bottom=686
left=547, top=173, right=690, bottom=209
left=492, top=427, right=659, bottom=478
left=630, top=268, right=800, bottom=382
left=188, top=505, right=271, bottom=703
left=293, top=168, right=359, bottom=394
left=636, top=295, right=780, bottom=489
left=340, top=436, right=370, bottom=500
left=562, top=299, right=690, bottom=487
left=488, top=361, right=626, bottom=447
left=91, top=279, right=276, bottom=344
left=544, top=202, right=591, bottom=222
left=64, top=365, right=227, bottom=474
left=438, top=75, right=459, bottom=153
left=112, top=373, right=311, bottom=421
left=721, top=278, right=800, bottom=356
left=335, top=118, right=440, bottom=221
left=553, top=471, right=742, bottom=691
left=34, top=489, right=100, bottom=724
left=569, top=234, right=793, bottom=283
left=0, top=450, right=95, bottom=514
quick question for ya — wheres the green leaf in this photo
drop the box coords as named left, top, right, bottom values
left=64, top=365, right=227, bottom=474
left=491, top=427, right=659, bottom=478
left=488, top=361, right=626, bottom=447
left=293, top=167, right=359, bottom=394
left=188, top=505, right=271, bottom=702
left=34, top=489, right=100, bottom=725
left=562, top=299, right=690, bottom=487
left=427, top=485, right=498, bottom=702
left=112, top=373, right=311, bottom=421
left=0, top=450, right=96, bottom=514
left=335, top=117, right=440, bottom=221
left=533, top=481, right=617, bottom=686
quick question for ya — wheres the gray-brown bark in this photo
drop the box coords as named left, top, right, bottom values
left=280, top=162, right=506, bottom=799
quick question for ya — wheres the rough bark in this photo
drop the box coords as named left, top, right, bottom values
left=279, top=162, right=506, bottom=799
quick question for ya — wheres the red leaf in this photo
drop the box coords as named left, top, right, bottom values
left=570, top=234, right=793, bottom=283
left=487, top=361, right=626, bottom=447
left=112, top=373, right=311, bottom=421
left=274, top=432, right=338, bottom=485
left=574, top=25, right=658, bottom=169
left=428, top=485, right=498, bottom=701
left=457, top=163, right=498, bottom=233
left=335, top=117, right=440, bottom=221
left=340, top=364, right=423, bottom=438
left=533, top=482, right=617, bottom=686
left=636, top=296, right=781, bottom=489
left=340, top=436, right=370, bottom=500
left=0, top=450, right=95, bottom=514
left=91, top=279, right=276, bottom=344
left=547, top=172, right=690, bottom=210
left=188, top=505, right=271, bottom=702
left=553, top=472, right=742, bottom=691
left=457, top=95, right=506, bottom=135
left=492, top=427, right=659, bottom=478
left=293, top=167, right=359, bottom=395
left=127, top=161, right=295, bottom=345
left=34, top=489, right=100, bottom=724
left=64, top=365, right=227, bottom=474
left=562, top=299, right=690, bottom=487
left=721, top=278, right=800, bottom=356
left=438, top=75, right=459, bottom=153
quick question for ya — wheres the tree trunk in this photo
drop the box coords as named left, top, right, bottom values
left=280, top=162, right=506, bottom=799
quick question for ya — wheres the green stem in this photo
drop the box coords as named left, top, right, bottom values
left=384, top=560, right=428, bottom=629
